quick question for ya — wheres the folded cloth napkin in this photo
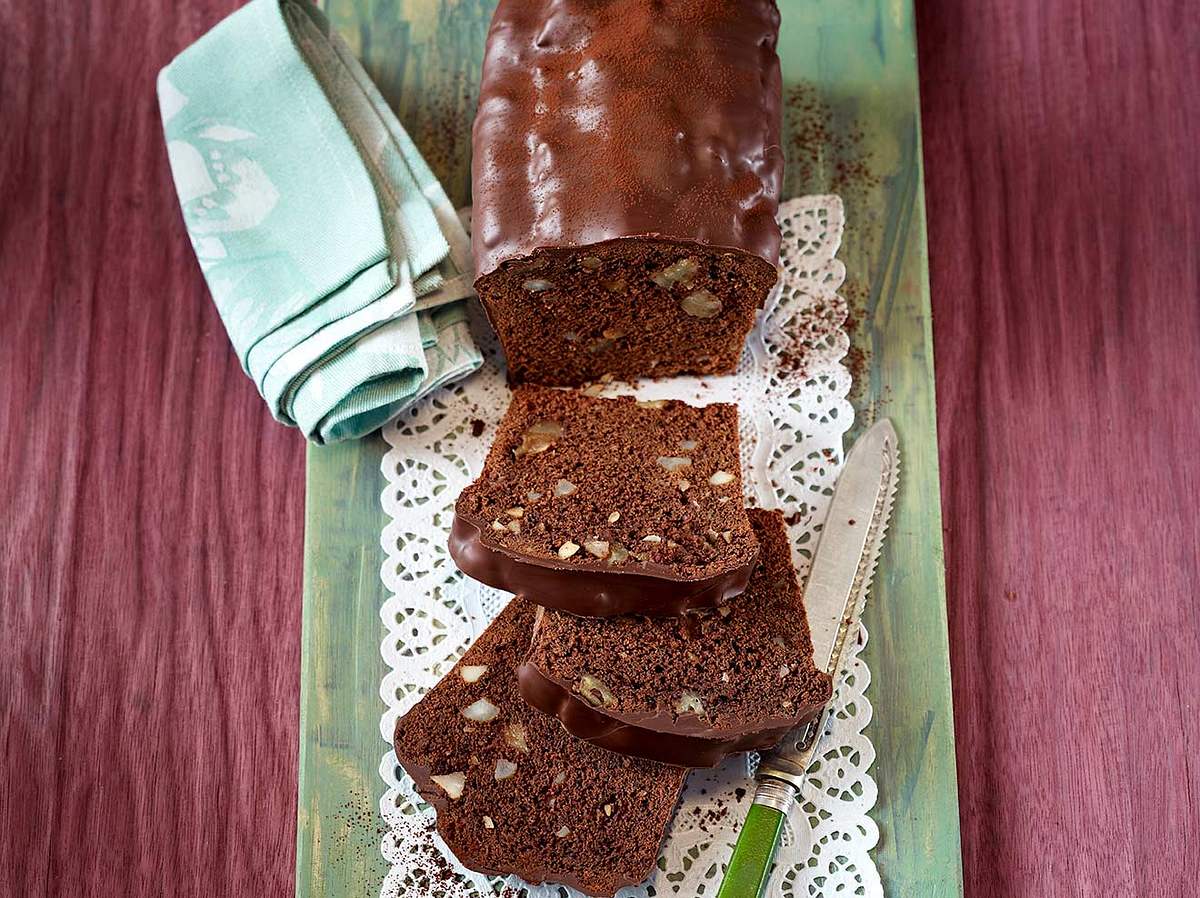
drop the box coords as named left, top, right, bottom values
left=157, top=0, right=481, bottom=443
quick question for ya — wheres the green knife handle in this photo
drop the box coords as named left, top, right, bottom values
left=716, top=801, right=787, bottom=898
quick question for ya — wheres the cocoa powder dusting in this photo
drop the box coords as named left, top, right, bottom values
left=779, top=83, right=877, bottom=385
left=785, top=82, right=880, bottom=199
left=839, top=279, right=873, bottom=400
left=843, top=345, right=868, bottom=386
left=771, top=294, right=849, bottom=377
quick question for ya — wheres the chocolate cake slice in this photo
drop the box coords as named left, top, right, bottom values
left=471, top=0, right=783, bottom=385
left=450, top=386, right=758, bottom=617
left=393, top=600, right=686, bottom=897
left=517, top=509, right=833, bottom=767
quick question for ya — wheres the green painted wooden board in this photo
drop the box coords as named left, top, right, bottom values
left=297, top=2, right=962, bottom=896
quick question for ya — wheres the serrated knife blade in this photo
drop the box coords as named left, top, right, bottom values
left=716, top=418, right=900, bottom=898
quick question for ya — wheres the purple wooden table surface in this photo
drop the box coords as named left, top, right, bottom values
left=2, top=0, right=1197, bottom=895
left=919, top=2, right=1200, bottom=892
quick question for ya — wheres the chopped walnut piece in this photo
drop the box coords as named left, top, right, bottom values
left=651, top=257, right=699, bottom=288
left=513, top=420, right=562, bottom=458
left=680, top=289, right=723, bottom=319
left=656, top=456, right=692, bottom=472
left=675, top=691, right=706, bottom=716
left=577, top=674, right=617, bottom=709
left=503, top=722, right=530, bottom=754
left=462, top=698, right=500, bottom=722
left=459, top=665, right=488, bottom=683
left=430, top=772, right=466, bottom=799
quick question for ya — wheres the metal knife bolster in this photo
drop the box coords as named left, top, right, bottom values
left=756, top=712, right=826, bottom=792
left=755, top=419, right=900, bottom=797
left=750, top=777, right=799, bottom=813
left=751, top=711, right=827, bottom=805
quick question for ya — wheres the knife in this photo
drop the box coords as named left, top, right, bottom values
left=715, top=418, right=900, bottom=898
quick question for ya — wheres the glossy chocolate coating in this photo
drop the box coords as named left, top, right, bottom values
left=471, top=0, right=783, bottom=279
left=516, top=659, right=824, bottom=768
left=449, top=513, right=757, bottom=617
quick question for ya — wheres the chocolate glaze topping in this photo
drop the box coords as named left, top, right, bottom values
left=471, top=0, right=784, bottom=279
left=516, top=659, right=812, bottom=768
left=450, top=512, right=755, bottom=617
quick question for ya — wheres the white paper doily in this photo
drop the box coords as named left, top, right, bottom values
left=377, top=195, right=880, bottom=898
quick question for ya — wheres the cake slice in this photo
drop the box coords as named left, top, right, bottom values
left=393, top=599, right=687, bottom=897
left=450, top=386, right=758, bottom=617
left=517, top=509, right=833, bottom=767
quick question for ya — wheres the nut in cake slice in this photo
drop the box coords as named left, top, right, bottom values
left=517, top=509, right=833, bottom=767
left=450, top=386, right=759, bottom=617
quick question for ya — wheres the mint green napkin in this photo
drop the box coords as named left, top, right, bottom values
left=157, top=0, right=481, bottom=443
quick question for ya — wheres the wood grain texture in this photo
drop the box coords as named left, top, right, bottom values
left=296, top=437, right=392, bottom=895
left=2, top=2, right=1198, bottom=898
left=0, top=1, right=305, bottom=896
left=917, top=1, right=1200, bottom=895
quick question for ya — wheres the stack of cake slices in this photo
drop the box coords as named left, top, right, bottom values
left=394, top=387, right=833, bottom=896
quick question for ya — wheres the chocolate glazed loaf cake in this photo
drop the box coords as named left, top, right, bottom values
left=450, top=386, right=758, bottom=617
left=471, top=0, right=783, bottom=385
left=517, top=509, right=833, bottom=767
left=393, top=600, right=686, bottom=897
